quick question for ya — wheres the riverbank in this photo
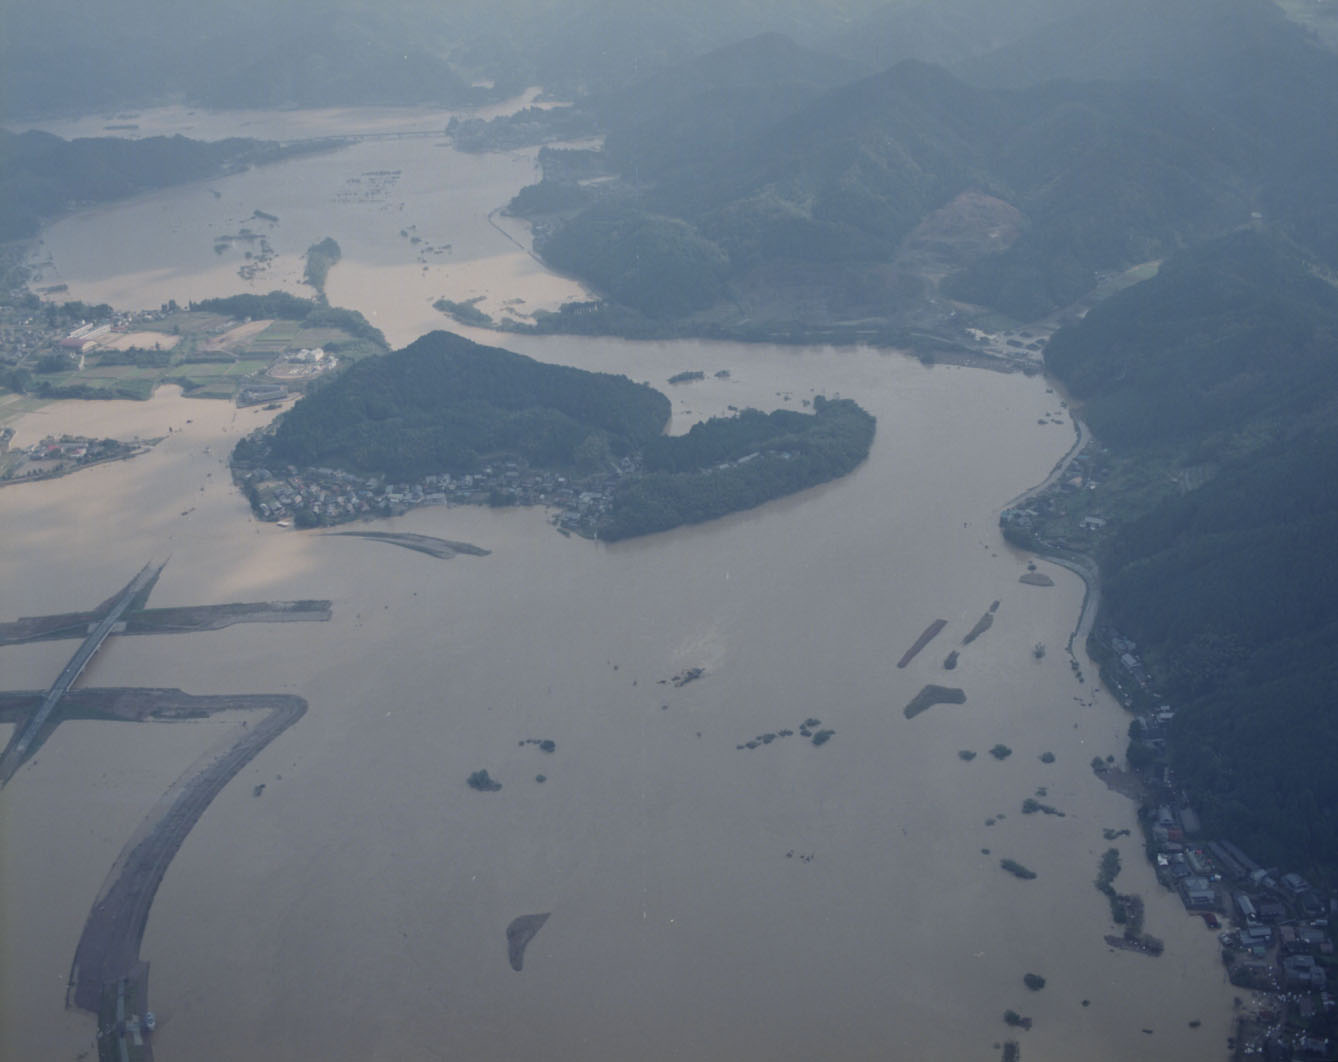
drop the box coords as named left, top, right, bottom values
left=998, top=406, right=1101, bottom=658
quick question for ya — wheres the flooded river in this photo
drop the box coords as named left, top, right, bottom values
left=0, top=104, right=1236, bottom=1061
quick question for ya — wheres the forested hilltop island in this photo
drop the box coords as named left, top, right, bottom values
left=231, top=330, right=874, bottom=539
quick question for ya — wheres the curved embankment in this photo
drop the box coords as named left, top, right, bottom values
left=67, top=691, right=307, bottom=1013
left=999, top=412, right=1101, bottom=655
left=1001, top=415, right=1091, bottom=513
left=1035, top=548, right=1101, bottom=655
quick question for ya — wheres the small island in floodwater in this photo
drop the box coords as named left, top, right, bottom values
left=903, top=684, right=967, bottom=720
left=506, top=913, right=551, bottom=971
left=231, top=330, right=875, bottom=539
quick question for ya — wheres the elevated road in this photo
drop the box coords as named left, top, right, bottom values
left=0, top=560, right=163, bottom=784
left=277, top=128, right=444, bottom=149
left=68, top=693, right=307, bottom=1012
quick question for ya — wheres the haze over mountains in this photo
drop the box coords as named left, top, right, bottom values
left=503, top=0, right=1338, bottom=331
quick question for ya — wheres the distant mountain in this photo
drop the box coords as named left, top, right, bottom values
left=191, top=24, right=477, bottom=109
left=592, top=34, right=858, bottom=182
left=1, top=0, right=481, bottom=117
left=825, top=0, right=1092, bottom=74
left=534, top=59, right=1255, bottom=325
left=957, top=0, right=1338, bottom=278
left=959, top=0, right=1303, bottom=90
left=520, top=0, right=1338, bottom=331
left=516, top=0, right=883, bottom=94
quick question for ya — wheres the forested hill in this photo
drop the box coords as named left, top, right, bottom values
left=1103, top=423, right=1338, bottom=874
left=593, top=33, right=857, bottom=182
left=1044, top=232, right=1338, bottom=448
left=1044, top=233, right=1338, bottom=875
left=260, top=330, right=671, bottom=479
left=0, top=130, right=311, bottom=242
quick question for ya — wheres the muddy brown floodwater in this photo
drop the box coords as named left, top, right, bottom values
left=1, top=104, right=1236, bottom=1062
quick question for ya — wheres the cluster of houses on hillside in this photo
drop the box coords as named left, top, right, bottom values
left=1, top=302, right=181, bottom=376
left=1001, top=447, right=1113, bottom=547
left=1120, top=714, right=1337, bottom=1059
left=237, top=456, right=638, bottom=537
left=0, top=307, right=61, bottom=370
left=1104, top=632, right=1152, bottom=702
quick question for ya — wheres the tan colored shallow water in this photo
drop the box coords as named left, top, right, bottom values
left=1, top=109, right=1236, bottom=1062
left=26, top=98, right=589, bottom=342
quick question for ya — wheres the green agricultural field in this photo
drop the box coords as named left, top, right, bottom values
left=244, top=320, right=304, bottom=353
left=0, top=393, right=53, bottom=425
left=286, top=326, right=354, bottom=348
left=171, top=358, right=274, bottom=394
left=8, top=303, right=377, bottom=406
left=139, top=311, right=232, bottom=336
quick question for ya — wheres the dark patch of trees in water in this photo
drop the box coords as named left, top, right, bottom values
left=467, top=769, right=501, bottom=792
left=303, top=237, right=342, bottom=294
left=192, top=291, right=387, bottom=349
left=1000, top=859, right=1036, bottom=880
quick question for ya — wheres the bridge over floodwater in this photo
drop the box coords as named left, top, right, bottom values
left=277, top=128, right=446, bottom=149
left=0, top=560, right=164, bottom=785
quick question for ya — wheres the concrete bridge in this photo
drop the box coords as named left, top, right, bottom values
left=0, top=560, right=164, bottom=785
left=278, top=128, right=446, bottom=149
